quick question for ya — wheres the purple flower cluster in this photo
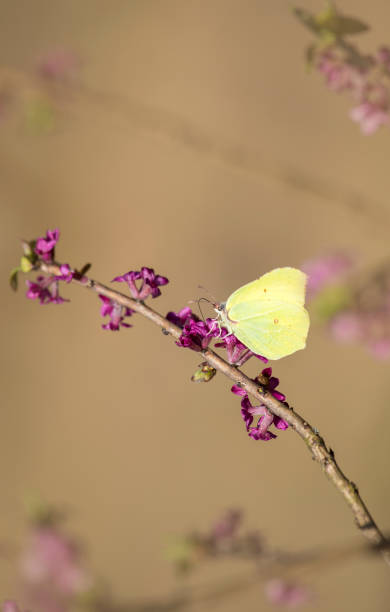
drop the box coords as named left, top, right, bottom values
left=231, top=368, right=288, bottom=441
left=101, top=267, right=169, bottom=331
left=167, top=307, right=267, bottom=363
left=22, top=229, right=75, bottom=305
left=99, top=295, right=134, bottom=331
left=167, top=307, right=218, bottom=351
left=113, top=267, right=169, bottom=300
left=21, top=232, right=170, bottom=331
left=26, top=264, right=74, bottom=305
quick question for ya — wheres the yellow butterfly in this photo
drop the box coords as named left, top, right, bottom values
left=215, top=267, right=310, bottom=360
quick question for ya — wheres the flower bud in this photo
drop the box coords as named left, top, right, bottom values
left=191, top=362, right=217, bottom=383
left=20, top=255, right=33, bottom=273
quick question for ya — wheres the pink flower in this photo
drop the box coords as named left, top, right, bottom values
left=26, top=276, right=68, bottom=305
left=113, top=267, right=169, bottom=300
left=265, top=579, right=310, bottom=608
left=231, top=368, right=288, bottom=441
left=166, top=307, right=193, bottom=327
left=99, top=295, right=134, bottom=331
left=34, top=229, right=60, bottom=262
left=25, top=265, right=74, bottom=305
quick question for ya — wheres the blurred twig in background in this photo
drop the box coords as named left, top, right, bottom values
left=3, top=505, right=388, bottom=611
left=1, top=50, right=390, bottom=236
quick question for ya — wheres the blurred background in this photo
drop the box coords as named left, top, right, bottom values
left=1, top=0, right=390, bottom=609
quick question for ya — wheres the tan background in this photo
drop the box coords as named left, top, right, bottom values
left=1, top=0, right=390, bottom=609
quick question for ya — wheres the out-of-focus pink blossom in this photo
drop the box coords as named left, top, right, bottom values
left=302, top=253, right=353, bottom=298
left=368, top=338, right=390, bottom=360
left=350, top=100, right=390, bottom=134
left=21, top=526, right=90, bottom=595
left=211, top=509, right=242, bottom=542
left=329, top=312, right=363, bottom=342
left=350, top=80, right=390, bottom=131
left=377, top=46, right=390, bottom=70
left=3, top=603, right=24, bottom=612
left=317, top=51, right=363, bottom=92
left=265, top=579, right=310, bottom=608
left=37, top=50, right=79, bottom=83
left=304, top=250, right=390, bottom=359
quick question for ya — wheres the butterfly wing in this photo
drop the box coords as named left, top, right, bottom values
left=229, top=301, right=310, bottom=360
left=224, top=268, right=309, bottom=360
left=226, top=267, right=307, bottom=320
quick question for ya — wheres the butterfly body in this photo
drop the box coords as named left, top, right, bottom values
left=216, top=267, right=310, bottom=360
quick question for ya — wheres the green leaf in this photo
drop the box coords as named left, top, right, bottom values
left=9, top=267, right=19, bottom=291
left=294, top=3, right=369, bottom=39
left=335, top=16, right=369, bottom=35
left=316, top=11, right=369, bottom=37
left=293, top=7, right=319, bottom=33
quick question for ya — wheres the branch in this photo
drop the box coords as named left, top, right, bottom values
left=39, top=261, right=390, bottom=567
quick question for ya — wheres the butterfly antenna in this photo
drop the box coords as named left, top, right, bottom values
left=198, top=285, right=217, bottom=305
left=196, top=297, right=213, bottom=322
